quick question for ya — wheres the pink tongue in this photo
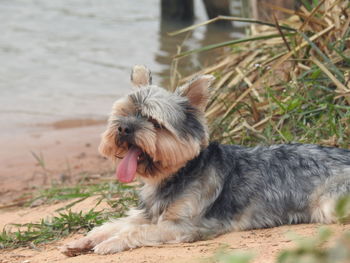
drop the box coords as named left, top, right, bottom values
left=116, top=146, right=142, bottom=183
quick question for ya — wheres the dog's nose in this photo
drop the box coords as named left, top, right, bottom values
left=117, top=124, right=134, bottom=137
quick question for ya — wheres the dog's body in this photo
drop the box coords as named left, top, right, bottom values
left=62, top=66, right=350, bottom=256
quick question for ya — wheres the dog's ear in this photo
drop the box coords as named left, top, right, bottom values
left=176, top=75, right=215, bottom=111
left=131, top=65, right=152, bottom=87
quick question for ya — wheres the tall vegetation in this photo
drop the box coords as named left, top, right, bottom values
left=173, top=0, right=349, bottom=147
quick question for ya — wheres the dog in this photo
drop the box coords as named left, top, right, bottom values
left=62, top=65, right=350, bottom=256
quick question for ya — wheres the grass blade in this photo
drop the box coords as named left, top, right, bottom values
left=168, top=15, right=296, bottom=37
left=298, top=30, right=345, bottom=81
left=174, top=33, right=296, bottom=59
left=311, top=56, right=350, bottom=94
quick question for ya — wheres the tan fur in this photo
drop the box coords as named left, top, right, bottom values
left=131, top=65, right=151, bottom=87
left=61, top=65, right=350, bottom=257
left=134, top=123, right=157, bottom=156
left=99, top=96, right=202, bottom=184
left=177, top=75, right=214, bottom=111
left=63, top=171, right=220, bottom=255
left=198, top=114, right=209, bottom=147
left=163, top=167, right=221, bottom=221
left=61, top=209, right=149, bottom=256
left=137, top=132, right=201, bottom=185
left=309, top=184, right=337, bottom=224
left=310, top=198, right=336, bottom=224
left=111, top=96, right=136, bottom=116
left=308, top=173, right=350, bottom=224
left=163, top=192, right=206, bottom=222
left=98, top=97, right=135, bottom=158
left=155, top=129, right=200, bottom=168
left=231, top=204, right=256, bottom=231
left=61, top=68, right=216, bottom=256
left=98, top=128, right=120, bottom=158
left=92, top=221, right=197, bottom=254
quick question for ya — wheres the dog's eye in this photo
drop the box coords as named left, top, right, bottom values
left=148, top=118, right=161, bottom=129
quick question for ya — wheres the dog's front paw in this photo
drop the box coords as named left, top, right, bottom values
left=93, top=237, right=129, bottom=254
left=61, top=237, right=94, bottom=257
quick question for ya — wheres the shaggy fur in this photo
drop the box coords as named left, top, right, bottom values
left=62, top=65, right=350, bottom=256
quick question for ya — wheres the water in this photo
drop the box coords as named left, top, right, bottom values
left=0, top=0, right=242, bottom=135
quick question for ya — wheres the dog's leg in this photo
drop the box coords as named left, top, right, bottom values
left=61, top=209, right=148, bottom=256
left=91, top=166, right=221, bottom=255
left=93, top=180, right=221, bottom=255
left=93, top=220, right=199, bottom=254
left=310, top=173, right=350, bottom=223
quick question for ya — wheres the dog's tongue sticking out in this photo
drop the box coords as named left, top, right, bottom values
left=116, top=146, right=142, bottom=183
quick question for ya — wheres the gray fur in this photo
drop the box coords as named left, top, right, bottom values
left=125, top=85, right=206, bottom=142
left=62, top=69, right=350, bottom=256
left=129, top=86, right=188, bottom=134
left=134, top=142, right=350, bottom=240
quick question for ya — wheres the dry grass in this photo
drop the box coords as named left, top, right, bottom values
left=175, top=0, right=350, bottom=147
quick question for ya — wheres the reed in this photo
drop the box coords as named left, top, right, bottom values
left=174, top=0, right=350, bottom=147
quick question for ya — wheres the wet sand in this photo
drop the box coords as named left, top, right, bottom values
left=0, top=119, right=111, bottom=204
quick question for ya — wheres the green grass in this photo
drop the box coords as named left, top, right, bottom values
left=213, top=247, right=254, bottom=263
left=28, top=179, right=137, bottom=212
left=0, top=210, right=107, bottom=249
left=213, top=71, right=350, bottom=147
left=181, top=0, right=350, bottom=261
left=1, top=0, right=349, bottom=255
left=277, top=227, right=350, bottom=263
left=212, top=227, right=350, bottom=263
left=1, top=143, right=138, bottom=250
left=173, top=0, right=350, bottom=149
left=206, top=26, right=350, bottom=147
left=0, top=179, right=138, bottom=249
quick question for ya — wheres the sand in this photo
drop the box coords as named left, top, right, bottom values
left=1, top=119, right=349, bottom=263
left=0, top=119, right=110, bottom=205
left=1, top=198, right=349, bottom=263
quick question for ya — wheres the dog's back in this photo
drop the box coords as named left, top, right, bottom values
left=195, top=143, right=350, bottom=232
left=62, top=66, right=350, bottom=256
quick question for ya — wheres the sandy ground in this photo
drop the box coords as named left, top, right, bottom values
left=1, top=119, right=350, bottom=263
left=1, top=196, right=349, bottom=263
left=0, top=119, right=111, bottom=205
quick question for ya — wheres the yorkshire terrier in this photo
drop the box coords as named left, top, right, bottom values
left=62, top=65, right=350, bottom=256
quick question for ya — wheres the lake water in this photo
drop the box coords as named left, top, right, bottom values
left=0, top=0, right=243, bottom=135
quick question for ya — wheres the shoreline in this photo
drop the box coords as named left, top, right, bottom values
left=0, top=119, right=112, bottom=204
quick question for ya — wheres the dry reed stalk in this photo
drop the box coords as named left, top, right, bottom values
left=175, top=0, right=350, bottom=146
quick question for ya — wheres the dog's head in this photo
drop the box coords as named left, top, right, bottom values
left=99, top=65, right=214, bottom=184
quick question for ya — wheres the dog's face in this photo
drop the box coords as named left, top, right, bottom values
left=99, top=65, right=214, bottom=184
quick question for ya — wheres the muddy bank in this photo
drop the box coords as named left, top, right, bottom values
left=0, top=119, right=112, bottom=204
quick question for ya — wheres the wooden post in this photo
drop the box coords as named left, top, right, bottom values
left=161, top=0, right=194, bottom=24
left=202, top=0, right=233, bottom=28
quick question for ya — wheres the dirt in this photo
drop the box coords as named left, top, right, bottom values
left=1, top=198, right=349, bottom=263
left=0, top=119, right=111, bottom=205
left=1, top=119, right=350, bottom=263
